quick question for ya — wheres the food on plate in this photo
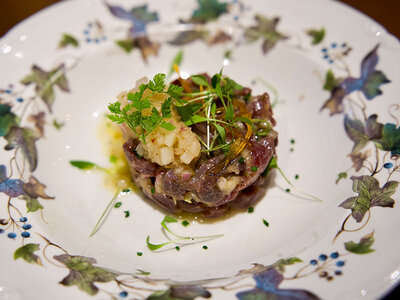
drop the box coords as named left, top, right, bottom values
left=107, top=72, right=277, bottom=217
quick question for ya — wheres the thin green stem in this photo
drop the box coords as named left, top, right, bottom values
left=90, top=190, right=120, bottom=237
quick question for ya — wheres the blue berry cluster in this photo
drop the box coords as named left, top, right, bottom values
left=119, top=291, right=128, bottom=298
left=383, top=162, right=394, bottom=169
left=2, top=216, right=32, bottom=240
left=310, top=252, right=345, bottom=281
left=83, top=22, right=107, bottom=44
left=321, top=42, right=351, bottom=64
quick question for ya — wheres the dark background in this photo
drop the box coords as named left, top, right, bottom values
left=0, top=0, right=399, bottom=299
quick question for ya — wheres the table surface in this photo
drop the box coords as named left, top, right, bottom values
left=0, top=0, right=399, bottom=299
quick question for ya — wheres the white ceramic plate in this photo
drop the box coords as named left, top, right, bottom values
left=1, top=0, right=399, bottom=299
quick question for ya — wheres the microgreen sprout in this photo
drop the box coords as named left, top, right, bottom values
left=70, top=160, right=110, bottom=174
left=146, top=216, right=224, bottom=251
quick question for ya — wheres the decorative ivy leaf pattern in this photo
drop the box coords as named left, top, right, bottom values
left=349, top=151, right=370, bottom=172
left=272, top=257, right=303, bottom=273
left=344, top=114, right=383, bottom=153
left=20, top=195, right=44, bottom=212
left=169, top=30, right=208, bottom=46
left=28, top=111, right=46, bottom=137
left=345, top=232, right=375, bottom=254
left=306, top=28, right=325, bottom=45
left=147, top=285, right=211, bottom=300
left=106, top=4, right=159, bottom=36
left=14, top=243, right=43, bottom=265
left=244, top=15, right=287, bottom=54
left=54, top=254, right=119, bottom=295
left=4, top=126, right=39, bottom=172
left=23, top=176, right=54, bottom=200
left=20, top=64, right=70, bottom=112
left=0, top=165, right=25, bottom=198
left=339, top=176, right=398, bottom=222
left=236, top=268, right=319, bottom=300
left=323, top=70, right=340, bottom=92
left=321, top=45, right=390, bottom=115
left=58, top=33, right=79, bottom=48
left=190, top=0, right=228, bottom=23
left=374, top=123, right=400, bottom=156
left=0, top=104, right=19, bottom=137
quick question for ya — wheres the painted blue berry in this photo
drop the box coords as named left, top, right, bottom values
left=7, top=232, right=17, bottom=239
left=21, top=232, right=30, bottom=238
left=330, top=252, right=339, bottom=259
left=20, top=217, right=27, bottom=222
left=383, top=162, right=393, bottom=169
left=334, top=270, right=343, bottom=276
left=22, top=224, right=32, bottom=230
left=321, top=48, right=327, bottom=53
left=319, top=254, right=328, bottom=261
left=310, top=259, right=318, bottom=265
left=84, top=30, right=89, bottom=35
left=323, top=54, right=329, bottom=59
left=119, top=291, right=128, bottom=298
left=87, top=22, right=93, bottom=27
left=95, top=38, right=100, bottom=43
left=5, top=89, right=12, bottom=94
left=86, top=38, right=91, bottom=43
left=336, top=261, right=345, bottom=267
left=0, top=228, right=4, bottom=234
left=331, top=43, right=337, bottom=48
left=328, top=59, right=334, bottom=64
left=16, top=97, right=24, bottom=102
left=234, top=15, right=239, bottom=21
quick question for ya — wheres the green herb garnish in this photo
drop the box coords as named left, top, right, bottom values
left=263, top=219, right=269, bottom=227
left=248, top=206, right=254, bottom=213
left=124, top=210, right=130, bottom=218
left=53, top=119, right=64, bottom=130
left=114, top=202, right=122, bottom=208
left=203, top=245, right=208, bottom=250
left=181, top=220, right=190, bottom=227
left=146, top=216, right=223, bottom=251
left=70, top=160, right=109, bottom=173
left=107, top=73, right=182, bottom=144
left=251, top=166, right=258, bottom=172
left=137, top=252, right=143, bottom=256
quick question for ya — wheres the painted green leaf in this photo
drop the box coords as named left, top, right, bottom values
left=116, top=39, right=135, bottom=53
left=58, top=33, right=79, bottom=48
left=374, top=123, right=400, bottom=156
left=190, top=0, right=228, bottom=23
left=344, top=114, right=383, bottom=153
left=20, top=64, right=70, bottom=112
left=169, top=30, right=208, bottom=46
left=339, top=175, right=398, bottom=222
left=147, top=284, right=211, bottom=300
left=4, top=127, right=39, bottom=172
left=131, top=5, right=159, bottom=23
left=336, top=171, right=347, bottom=184
left=345, top=231, right=375, bottom=254
left=0, top=104, right=19, bottom=137
left=244, top=15, right=287, bottom=54
left=20, top=195, right=44, bottom=212
left=362, top=70, right=390, bottom=100
left=306, top=28, right=325, bottom=45
left=54, top=254, right=118, bottom=295
left=14, top=243, right=43, bottom=265
left=323, top=70, right=340, bottom=92
left=272, top=257, right=302, bottom=273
